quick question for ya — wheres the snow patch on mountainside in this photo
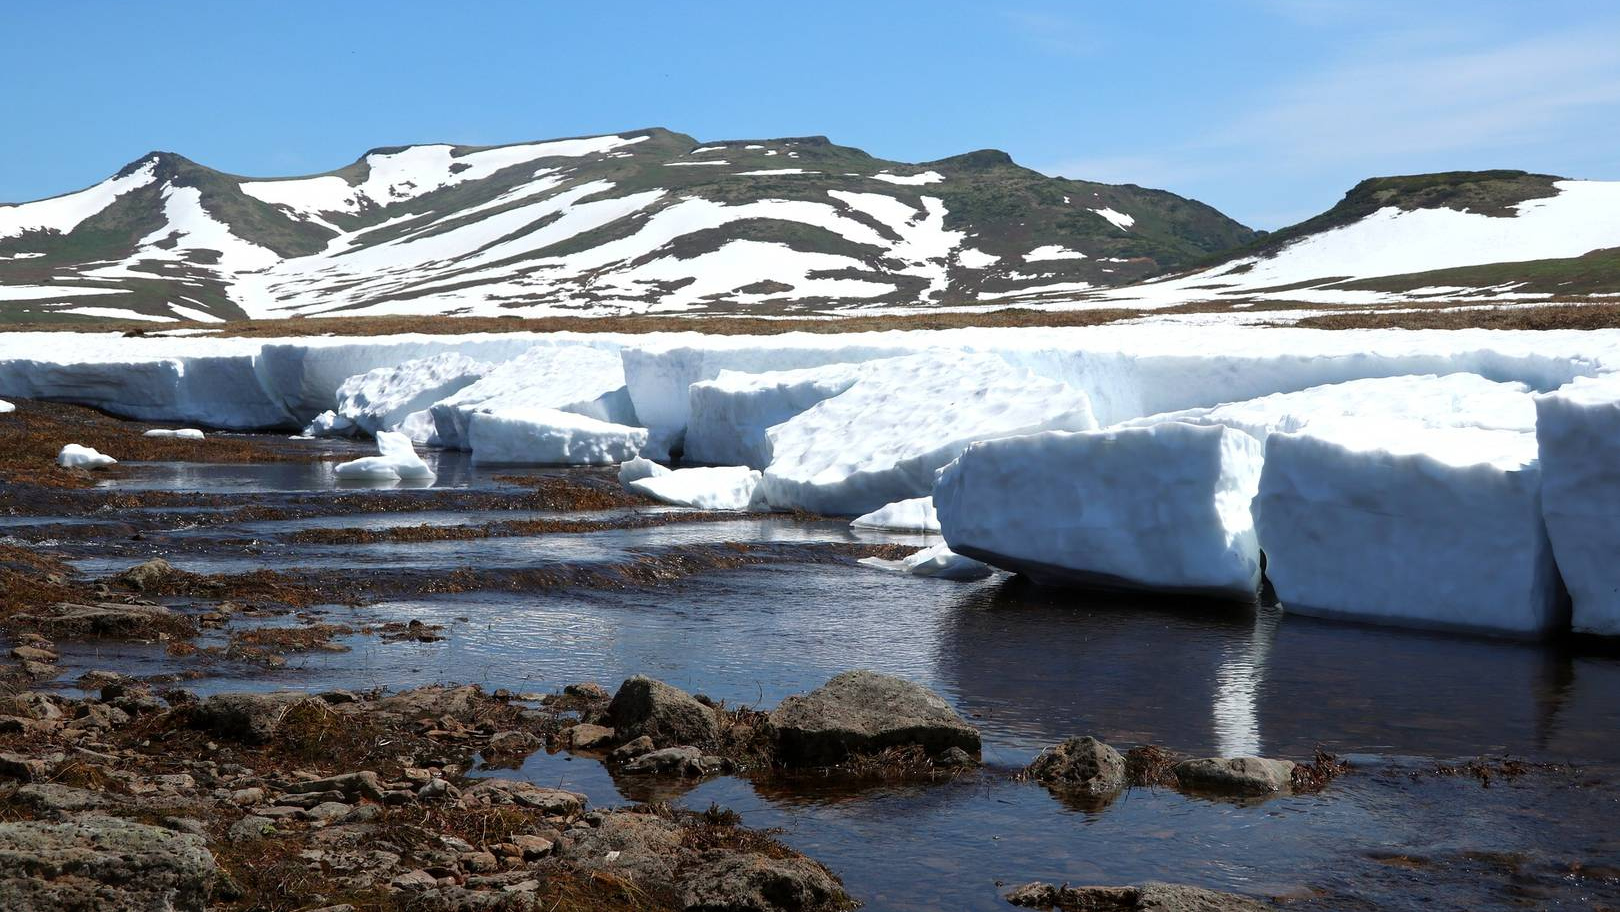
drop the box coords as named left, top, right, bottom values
left=240, top=134, right=647, bottom=216
left=0, top=160, right=158, bottom=239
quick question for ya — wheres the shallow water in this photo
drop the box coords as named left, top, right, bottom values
left=23, top=457, right=1620, bottom=910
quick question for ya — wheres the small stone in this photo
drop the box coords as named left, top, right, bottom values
left=303, top=801, right=352, bottom=822
left=339, top=804, right=383, bottom=824
left=486, top=730, right=542, bottom=757
left=565, top=723, right=616, bottom=751
left=117, top=558, right=177, bottom=591
left=511, top=834, right=554, bottom=859
left=0, top=752, right=51, bottom=782
left=608, top=735, right=656, bottom=762
left=1174, top=756, right=1297, bottom=796
left=228, top=815, right=276, bottom=842
left=563, top=682, right=610, bottom=701
left=10, top=645, right=57, bottom=663
left=229, top=787, right=265, bottom=806
left=459, top=851, right=499, bottom=873
left=390, top=869, right=438, bottom=891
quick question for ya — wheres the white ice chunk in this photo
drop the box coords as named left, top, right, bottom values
left=57, top=443, right=117, bottom=469
left=760, top=351, right=1097, bottom=515
left=685, top=362, right=867, bottom=468
left=333, top=431, right=436, bottom=481
left=142, top=428, right=205, bottom=439
left=1535, top=374, right=1620, bottom=635
left=617, top=456, right=671, bottom=485
left=627, top=466, right=763, bottom=510
left=430, top=346, right=636, bottom=450
left=0, top=399, right=14, bottom=413
left=305, top=410, right=357, bottom=438
left=850, top=496, right=940, bottom=533
left=398, top=409, right=440, bottom=445
left=468, top=407, right=646, bottom=466
left=1255, top=418, right=1563, bottom=636
left=333, top=352, right=492, bottom=436
left=937, top=423, right=1264, bottom=599
left=859, top=543, right=991, bottom=581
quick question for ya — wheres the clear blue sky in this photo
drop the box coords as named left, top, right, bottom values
left=3, top=0, right=1617, bottom=229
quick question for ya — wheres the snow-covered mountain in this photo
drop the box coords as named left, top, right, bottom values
left=1089, top=171, right=1620, bottom=310
left=0, top=128, right=1254, bottom=323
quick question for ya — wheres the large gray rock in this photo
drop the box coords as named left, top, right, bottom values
left=606, top=676, right=719, bottom=749
left=192, top=691, right=321, bottom=744
left=1026, top=737, right=1126, bottom=793
left=767, top=671, right=980, bottom=766
left=567, top=811, right=685, bottom=888
left=0, top=815, right=218, bottom=911
left=681, top=853, right=852, bottom=912
left=1006, top=881, right=1271, bottom=911
left=1174, top=757, right=1296, bottom=796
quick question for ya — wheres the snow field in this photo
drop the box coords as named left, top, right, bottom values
left=8, top=325, right=1620, bottom=636
left=1534, top=375, right=1620, bottom=635
left=430, top=345, right=636, bottom=452
left=331, top=352, right=493, bottom=439
left=467, top=408, right=646, bottom=467
left=758, top=351, right=1098, bottom=515
left=936, top=423, right=1265, bottom=600
left=1255, top=419, right=1562, bottom=636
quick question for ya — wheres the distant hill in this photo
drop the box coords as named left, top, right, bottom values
left=0, top=128, right=1255, bottom=323
left=1078, top=170, right=1620, bottom=310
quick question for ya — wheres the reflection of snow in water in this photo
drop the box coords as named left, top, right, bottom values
left=1212, top=607, right=1280, bottom=757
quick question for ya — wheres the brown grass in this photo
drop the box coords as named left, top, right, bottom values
left=1291, top=748, right=1352, bottom=791
left=1122, top=745, right=1179, bottom=788
left=25, top=307, right=1147, bottom=339
left=1291, top=302, right=1620, bottom=331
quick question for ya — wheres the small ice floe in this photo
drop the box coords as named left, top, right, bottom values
left=617, top=456, right=671, bottom=485
left=850, top=496, right=939, bottom=533
left=333, top=431, right=435, bottom=483
left=0, top=399, right=14, bottom=414
left=142, top=428, right=205, bottom=440
left=57, top=443, right=117, bottom=469
left=626, top=465, right=762, bottom=510
left=860, top=543, right=991, bottom=581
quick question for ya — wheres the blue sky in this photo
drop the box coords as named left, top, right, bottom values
left=2, top=0, right=1617, bottom=228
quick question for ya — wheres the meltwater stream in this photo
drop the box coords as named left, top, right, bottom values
left=18, top=458, right=1620, bottom=910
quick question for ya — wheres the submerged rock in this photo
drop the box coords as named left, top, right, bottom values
left=1027, top=736, right=1127, bottom=793
left=116, top=557, right=177, bottom=592
left=1174, top=757, right=1296, bottom=796
left=0, top=815, right=218, bottom=912
left=1006, top=881, right=1271, bottom=911
left=767, top=670, right=980, bottom=766
left=606, top=676, right=720, bottom=749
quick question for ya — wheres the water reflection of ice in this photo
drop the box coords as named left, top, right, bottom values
left=1211, top=607, right=1280, bottom=757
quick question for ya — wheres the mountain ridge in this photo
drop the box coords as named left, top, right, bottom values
left=0, top=128, right=1255, bottom=323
